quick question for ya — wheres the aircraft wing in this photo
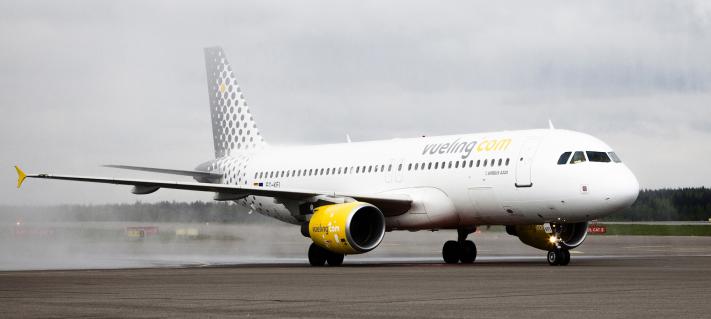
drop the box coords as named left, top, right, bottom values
left=14, top=166, right=411, bottom=216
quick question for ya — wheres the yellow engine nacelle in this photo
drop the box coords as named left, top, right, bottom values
left=506, top=222, right=589, bottom=251
left=307, top=202, right=385, bottom=255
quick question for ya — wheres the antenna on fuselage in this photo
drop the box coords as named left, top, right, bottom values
left=548, top=119, right=555, bottom=130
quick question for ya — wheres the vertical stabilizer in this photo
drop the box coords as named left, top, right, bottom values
left=204, top=47, right=265, bottom=158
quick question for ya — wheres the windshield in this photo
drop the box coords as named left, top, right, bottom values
left=608, top=152, right=622, bottom=163
left=570, top=151, right=586, bottom=164
left=586, top=151, right=611, bottom=163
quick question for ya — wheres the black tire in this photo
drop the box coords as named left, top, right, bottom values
left=308, top=243, right=327, bottom=266
left=559, top=249, right=571, bottom=266
left=547, top=250, right=559, bottom=266
left=460, top=240, right=477, bottom=264
left=326, top=252, right=344, bottom=266
left=442, top=240, right=460, bottom=264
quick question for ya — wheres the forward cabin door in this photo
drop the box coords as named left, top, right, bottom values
left=514, top=138, right=542, bottom=188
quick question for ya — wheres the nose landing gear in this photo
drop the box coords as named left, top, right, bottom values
left=442, top=227, right=478, bottom=264
left=547, top=248, right=570, bottom=266
left=546, top=223, right=571, bottom=266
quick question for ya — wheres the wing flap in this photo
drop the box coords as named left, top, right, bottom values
left=103, top=165, right=222, bottom=181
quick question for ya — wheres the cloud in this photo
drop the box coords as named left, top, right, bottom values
left=1, top=0, right=710, bottom=204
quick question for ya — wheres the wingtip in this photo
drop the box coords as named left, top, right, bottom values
left=14, top=165, right=27, bottom=189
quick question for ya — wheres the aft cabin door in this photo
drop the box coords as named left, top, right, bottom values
left=515, top=138, right=541, bottom=188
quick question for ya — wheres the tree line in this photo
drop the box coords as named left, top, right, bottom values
left=606, top=187, right=711, bottom=221
left=3, top=187, right=709, bottom=223
left=3, top=201, right=275, bottom=224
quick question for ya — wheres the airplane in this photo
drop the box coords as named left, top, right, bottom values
left=14, top=46, right=640, bottom=266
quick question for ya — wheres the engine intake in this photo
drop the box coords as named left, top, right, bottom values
left=306, top=202, right=385, bottom=254
left=506, top=222, right=589, bottom=251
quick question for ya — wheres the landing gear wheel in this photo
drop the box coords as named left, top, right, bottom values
left=308, top=243, right=327, bottom=266
left=326, top=251, right=344, bottom=266
left=559, top=249, right=571, bottom=266
left=460, top=240, right=477, bottom=264
left=547, top=250, right=559, bottom=266
left=442, top=240, right=460, bottom=264
left=547, top=248, right=570, bottom=266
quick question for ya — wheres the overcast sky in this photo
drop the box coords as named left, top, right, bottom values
left=2, top=0, right=710, bottom=205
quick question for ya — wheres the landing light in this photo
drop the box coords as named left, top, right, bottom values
left=549, top=236, right=558, bottom=244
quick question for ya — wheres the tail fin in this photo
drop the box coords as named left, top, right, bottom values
left=204, top=47, right=265, bottom=158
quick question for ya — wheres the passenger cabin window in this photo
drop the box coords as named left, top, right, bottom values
left=570, top=151, right=586, bottom=164
left=557, top=152, right=572, bottom=165
left=608, top=152, right=622, bottom=163
left=587, top=151, right=611, bottom=163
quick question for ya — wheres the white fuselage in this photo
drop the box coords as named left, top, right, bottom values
left=213, top=129, right=639, bottom=229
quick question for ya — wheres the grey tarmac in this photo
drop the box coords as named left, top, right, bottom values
left=2, top=235, right=711, bottom=318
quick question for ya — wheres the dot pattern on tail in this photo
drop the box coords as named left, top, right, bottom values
left=204, top=47, right=265, bottom=158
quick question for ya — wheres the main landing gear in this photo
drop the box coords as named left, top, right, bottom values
left=547, top=248, right=570, bottom=266
left=308, top=243, right=344, bottom=266
left=442, top=228, right=478, bottom=264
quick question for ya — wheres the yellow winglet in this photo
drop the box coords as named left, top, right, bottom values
left=14, top=166, right=27, bottom=189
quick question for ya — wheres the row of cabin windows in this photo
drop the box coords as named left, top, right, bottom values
left=557, top=151, right=622, bottom=165
left=254, top=158, right=511, bottom=180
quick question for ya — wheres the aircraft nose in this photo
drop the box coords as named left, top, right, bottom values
left=602, top=166, right=639, bottom=211
left=621, top=168, right=640, bottom=208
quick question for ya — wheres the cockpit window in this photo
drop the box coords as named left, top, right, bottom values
left=557, top=152, right=572, bottom=165
left=586, top=151, right=611, bottom=163
left=608, top=152, right=622, bottom=163
left=570, top=151, right=586, bottom=164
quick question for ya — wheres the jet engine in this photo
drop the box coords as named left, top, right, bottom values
left=302, top=202, right=385, bottom=254
left=506, top=222, right=589, bottom=251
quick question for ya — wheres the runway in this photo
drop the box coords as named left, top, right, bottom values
left=2, top=235, right=711, bottom=318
